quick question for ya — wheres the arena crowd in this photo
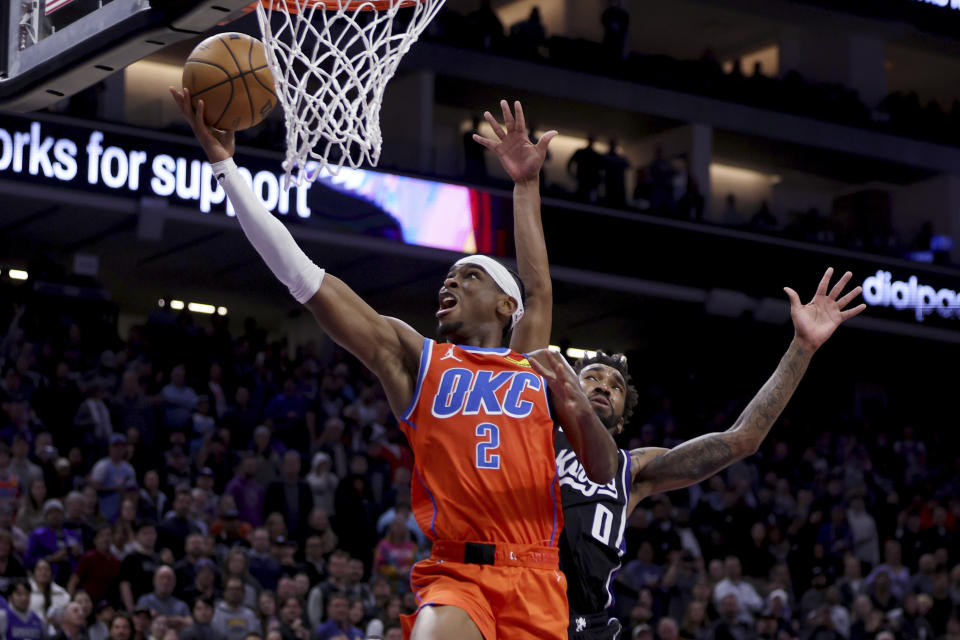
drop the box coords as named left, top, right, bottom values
left=0, top=295, right=957, bottom=640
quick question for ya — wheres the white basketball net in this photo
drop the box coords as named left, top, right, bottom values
left=255, top=0, right=445, bottom=186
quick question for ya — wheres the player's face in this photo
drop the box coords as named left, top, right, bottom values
left=578, top=364, right=627, bottom=434
left=436, top=263, right=513, bottom=341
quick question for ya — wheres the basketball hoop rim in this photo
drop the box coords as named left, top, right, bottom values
left=258, top=0, right=423, bottom=12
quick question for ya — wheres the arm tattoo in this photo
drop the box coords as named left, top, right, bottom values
left=642, top=435, right=735, bottom=485
left=636, top=340, right=812, bottom=493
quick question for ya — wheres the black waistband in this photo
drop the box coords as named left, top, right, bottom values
left=463, top=542, right=496, bottom=565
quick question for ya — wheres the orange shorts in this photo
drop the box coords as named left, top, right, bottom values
left=401, top=544, right=569, bottom=640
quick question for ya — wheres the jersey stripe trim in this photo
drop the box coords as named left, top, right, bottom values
left=458, top=345, right=511, bottom=354
left=414, top=468, right=438, bottom=537
left=400, top=338, right=433, bottom=430
left=603, top=449, right=632, bottom=609
left=549, top=464, right=560, bottom=547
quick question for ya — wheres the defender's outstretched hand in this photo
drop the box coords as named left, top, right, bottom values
left=473, top=100, right=557, bottom=184
left=169, top=87, right=235, bottom=164
left=785, top=267, right=866, bottom=352
left=529, top=348, right=586, bottom=412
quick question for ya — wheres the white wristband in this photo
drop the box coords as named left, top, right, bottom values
left=212, top=158, right=324, bottom=304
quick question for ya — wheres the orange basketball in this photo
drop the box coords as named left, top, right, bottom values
left=182, top=32, right=277, bottom=131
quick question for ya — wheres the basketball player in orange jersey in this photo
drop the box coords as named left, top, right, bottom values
left=170, top=89, right=617, bottom=640
left=472, top=104, right=867, bottom=639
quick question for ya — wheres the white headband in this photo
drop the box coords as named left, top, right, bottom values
left=454, top=255, right=525, bottom=328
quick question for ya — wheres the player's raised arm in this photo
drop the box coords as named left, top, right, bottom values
left=474, top=100, right=557, bottom=353
left=628, top=268, right=865, bottom=507
left=530, top=348, right=617, bottom=483
left=169, top=88, right=422, bottom=410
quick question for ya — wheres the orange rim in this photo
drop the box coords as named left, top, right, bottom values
left=256, top=0, right=422, bottom=12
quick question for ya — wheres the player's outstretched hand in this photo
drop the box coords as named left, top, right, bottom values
left=529, top=348, right=591, bottom=416
left=169, top=87, right=235, bottom=164
left=473, top=100, right=557, bottom=185
left=784, top=267, right=866, bottom=352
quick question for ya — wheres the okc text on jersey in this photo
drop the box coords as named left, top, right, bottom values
left=430, top=368, right=543, bottom=418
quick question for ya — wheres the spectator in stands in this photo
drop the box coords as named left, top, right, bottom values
left=466, top=0, right=504, bottom=52
left=255, top=591, right=279, bottom=636
left=568, top=136, right=604, bottom=203
left=50, top=600, right=88, bottom=640
left=601, top=0, right=629, bottom=61
left=64, top=492, right=97, bottom=552
left=750, top=201, right=778, bottom=231
left=137, top=471, right=167, bottom=525
left=86, top=602, right=114, bottom=640
left=74, top=380, right=113, bottom=456
left=721, top=194, right=743, bottom=227
left=226, top=455, right=265, bottom=530
left=658, top=617, right=680, bottom=640
left=313, top=593, right=362, bottom=640
left=247, top=528, right=282, bottom=592
left=18, top=477, right=48, bottom=534
left=1, top=580, right=44, bottom=640
left=715, top=556, right=764, bottom=624
left=135, top=567, right=190, bottom=629
left=119, top=522, right=160, bottom=612
left=305, top=452, right=338, bottom=518
left=0, top=529, right=27, bottom=594
left=68, top=525, right=120, bottom=605
left=112, top=371, right=157, bottom=449
left=157, top=487, right=202, bottom=558
left=212, top=577, right=261, bottom=640
left=179, top=558, right=218, bottom=604
left=161, top=365, right=197, bottom=432
left=179, top=597, right=224, bottom=640
left=678, top=600, right=710, bottom=640
left=602, top=139, right=631, bottom=208
left=29, top=559, right=71, bottom=621
left=866, top=541, right=910, bottom=599
left=372, top=504, right=417, bottom=591
left=0, top=443, right=21, bottom=511
left=107, top=614, right=132, bottom=640
left=130, top=608, right=151, bottom=640
left=306, top=550, right=349, bottom=629
left=206, top=364, right=228, bottom=420
left=221, top=387, right=257, bottom=452
left=508, top=7, right=547, bottom=59
left=837, top=554, right=865, bottom=606
left=710, top=593, right=753, bottom=640
left=89, top=434, right=135, bottom=522
left=264, top=451, right=313, bottom=542
left=277, top=596, right=311, bottom=640
left=648, top=147, right=675, bottom=214
left=221, top=549, right=259, bottom=611
left=846, top=495, right=879, bottom=567
left=818, top=506, right=855, bottom=563
left=624, top=542, right=664, bottom=592
left=26, top=500, right=82, bottom=586
left=172, top=534, right=207, bottom=597
left=264, top=379, right=311, bottom=451
left=9, top=435, right=41, bottom=490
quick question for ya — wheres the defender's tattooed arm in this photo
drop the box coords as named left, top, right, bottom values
left=627, top=268, right=864, bottom=512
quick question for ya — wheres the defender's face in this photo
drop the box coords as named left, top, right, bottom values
left=578, top=364, right=627, bottom=434
left=437, top=263, right=512, bottom=339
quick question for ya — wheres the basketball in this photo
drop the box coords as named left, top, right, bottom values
left=182, top=32, right=277, bottom=131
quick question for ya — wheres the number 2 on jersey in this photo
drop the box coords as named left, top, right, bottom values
left=475, top=423, right=501, bottom=469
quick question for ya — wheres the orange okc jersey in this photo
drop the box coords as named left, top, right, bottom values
left=400, top=339, right=562, bottom=547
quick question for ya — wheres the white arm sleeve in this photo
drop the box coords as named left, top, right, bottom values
left=212, top=158, right=324, bottom=304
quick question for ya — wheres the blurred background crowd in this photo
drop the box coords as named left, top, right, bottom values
left=0, top=280, right=957, bottom=640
